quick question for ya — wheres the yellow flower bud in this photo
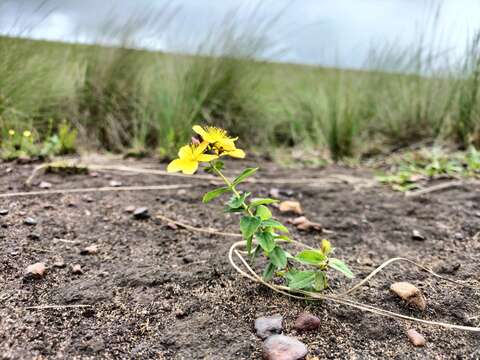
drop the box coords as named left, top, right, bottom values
left=23, top=130, right=31, bottom=138
left=8, top=129, right=15, bottom=136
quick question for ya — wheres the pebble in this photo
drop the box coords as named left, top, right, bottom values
left=24, top=217, right=38, bottom=226
left=454, top=232, right=464, bottom=241
left=39, top=181, right=52, bottom=189
left=109, top=180, right=122, bottom=187
left=407, top=329, right=426, bottom=347
left=26, top=262, right=46, bottom=279
left=133, top=207, right=150, bottom=220
left=71, top=264, right=83, bottom=274
left=0, top=209, right=9, bottom=216
left=288, top=216, right=322, bottom=232
left=53, top=258, right=66, bottom=268
left=167, top=222, right=178, bottom=230
left=80, top=244, right=98, bottom=255
left=390, top=282, right=426, bottom=311
left=262, top=335, right=308, bottom=360
left=278, top=201, right=303, bottom=215
left=255, top=315, right=283, bottom=339
left=294, top=312, right=320, bottom=331
left=411, top=230, right=425, bottom=241
left=28, top=233, right=41, bottom=241
left=124, top=205, right=136, bottom=213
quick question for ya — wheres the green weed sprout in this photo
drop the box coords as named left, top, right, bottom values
left=167, top=125, right=353, bottom=292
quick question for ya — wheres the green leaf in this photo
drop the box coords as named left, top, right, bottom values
left=261, top=219, right=289, bottom=233
left=202, top=187, right=230, bottom=203
left=227, top=192, right=250, bottom=209
left=251, top=244, right=262, bottom=260
left=313, top=271, right=328, bottom=291
left=295, top=249, right=326, bottom=265
left=269, top=246, right=287, bottom=269
left=285, top=270, right=316, bottom=290
left=256, top=205, right=272, bottom=220
left=329, top=258, right=354, bottom=278
left=240, top=216, right=262, bottom=252
left=249, top=198, right=279, bottom=208
left=232, top=168, right=258, bottom=186
left=262, top=262, right=276, bottom=281
left=256, top=231, right=275, bottom=253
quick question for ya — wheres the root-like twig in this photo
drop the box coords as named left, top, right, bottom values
left=25, top=304, right=92, bottom=310
left=155, top=213, right=480, bottom=332
left=405, top=180, right=464, bottom=197
left=0, top=184, right=194, bottom=199
left=229, top=240, right=480, bottom=332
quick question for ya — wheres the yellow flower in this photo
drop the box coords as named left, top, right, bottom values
left=192, top=125, right=245, bottom=158
left=167, top=141, right=218, bottom=175
left=8, top=129, right=15, bottom=136
left=23, top=130, right=32, bottom=138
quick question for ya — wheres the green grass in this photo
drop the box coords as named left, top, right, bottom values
left=1, top=23, right=480, bottom=161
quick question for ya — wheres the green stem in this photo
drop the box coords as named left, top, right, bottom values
left=211, top=162, right=254, bottom=217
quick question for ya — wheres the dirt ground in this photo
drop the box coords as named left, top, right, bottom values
left=1, top=158, right=479, bottom=359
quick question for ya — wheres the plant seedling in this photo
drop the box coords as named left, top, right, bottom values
left=167, top=125, right=353, bottom=292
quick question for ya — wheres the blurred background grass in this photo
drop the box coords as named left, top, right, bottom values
left=0, top=2, right=479, bottom=161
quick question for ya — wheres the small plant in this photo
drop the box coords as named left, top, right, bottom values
left=377, top=147, right=480, bottom=191
left=167, top=125, right=353, bottom=292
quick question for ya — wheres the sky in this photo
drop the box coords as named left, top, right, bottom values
left=0, top=0, right=479, bottom=70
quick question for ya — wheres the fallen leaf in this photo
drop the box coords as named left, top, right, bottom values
left=390, top=282, right=426, bottom=311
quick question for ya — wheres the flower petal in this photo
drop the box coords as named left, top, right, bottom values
left=223, top=148, right=245, bottom=158
left=167, top=159, right=184, bottom=173
left=192, top=141, right=209, bottom=157
left=180, top=160, right=199, bottom=174
left=216, top=139, right=237, bottom=151
left=178, top=144, right=193, bottom=160
left=192, top=125, right=209, bottom=140
left=197, top=154, right=218, bottom=162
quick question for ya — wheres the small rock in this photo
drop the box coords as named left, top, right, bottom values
left=262, top=335, right=308, bottom=360
left=26, top=262, right=46, bottom=279
left=175, top=309, right=186, bottom=318
left=24, top=217, right=38, bottom=226
left=390, top=282, right=426, bottom=311
left=0, top=209, right=9, bottom=216
left=269, top=188, right=281, bottom=198
left=294, top=312, right=320, bottom=331
left=83, top=196, right=94, bottom=203
left=109, top=180, right=122, bottom=187
left=453, top=232, right=464, bottom=241
left=411, top=230, right=425, bottom=241
left=407, top=329, right=426, bottom=347
left=177, top=189, right=187, bottom=196
left=279, top=201, right=303, bottom=215
left=475, top=211, right=480, bottom=218
left=71, top=264, right=83, bottom=274
left=133, top=207, right=150, bottom=220
left=288, top=216, right=322, bottom=232
left=255, top=315, right=283, bottom=339
left=124, top=205, right=136, bottom=213
left=39, top=181, right=52, bottom=189
left=53, top=258, right=66, bottom=268
left=90, top=172, right=99, bottom=177
left=167, top=222, right=178, bottom=230
left=80, top=244, right=98, bottom=255
left=28, top=233, right=41, bottom=241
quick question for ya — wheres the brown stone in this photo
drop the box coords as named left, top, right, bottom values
left=279, top=201, right=303, bottom=215
left=294, top=313, right=320, bottom=331
left=263, top=335, right=308, bottom=360
left=407, top=329, right=426, bottom=347
left=390, top=282, right=426, bottom=311
left=26, top=262, right=46, bottom=279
